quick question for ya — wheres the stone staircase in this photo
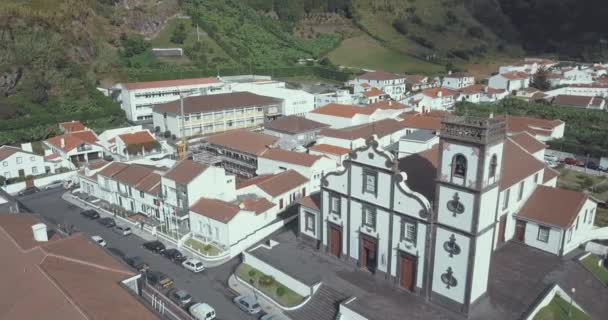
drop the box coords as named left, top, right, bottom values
left=287, top=285, right=348, bottom=320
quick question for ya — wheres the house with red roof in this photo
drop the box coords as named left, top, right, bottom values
left=489, top=71, right=531, bottom=92
left=115, top=77, right=229, bottom=122
left=43, top=130, right=103, bottom=168
left=305, top=103, right=402, bottom=129
left=114, top=130, right=161, bottom=160
left=358, top=87, right=387, bottom=104
left=237, top=169, right=309, bottom=211
left=349, top=71, right=407, bottom=100
left=442, top=71, right=475, bottom=90
left=405, top=87, right=459, bottom=112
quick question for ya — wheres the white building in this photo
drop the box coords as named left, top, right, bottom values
left=231, top=82, right=315, bottom=116
left=305, top=103, right=402, bottom=129
left=315, top=89, right=354, bottom=108
left=442, top=72, right=475, bottom=90
left=544, top=84, right=608, bottom=98
left=396, top=129, right=439, bottom=158
left=350, top=71, right=407, bottom=101
left=115, top=78, right=229, bottom=122
left=237, top=169, right=309, bottom=211
left=98, top=125, right=143, bottom=151
left=459, top=85, right=509, bottom=104
left=298, top=116, right=596, bottom=316
left=44, top=130, right=103, bottom=168
left=309, top=144, right=351, bottom=165
left=257, top=148, right=337, bottom=193
left=152, top=92, right=282, bottom=138
left=561, top=67, right=594, bottom=85
left=316, top=119, right=407, bottom=150
left=0, top=146, right=48, bottom=180
left=404, top=75, right=440, bottom=92
left=488, top=72, right=531, bottom=93
left=113, top=130, right=161, bottom=160
left=498, top=58, right=557, bottom=75
left=406, top=88, right=459, bottom=112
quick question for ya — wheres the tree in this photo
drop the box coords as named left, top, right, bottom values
left=171, top=23, right=187, bottom=44
left=532, top=66, right=551, bottom=90
left=120, top=34, right=150, bottom=57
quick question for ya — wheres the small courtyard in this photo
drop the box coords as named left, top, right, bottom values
left=184, top=238, right=223, bottom=256
left=236, top=263, right=305, bottom=308
left=580, top=254, right=608, bottom=285
left=533, top=295, right=591, bottom=320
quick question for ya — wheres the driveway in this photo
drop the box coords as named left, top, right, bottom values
left=19, top=189, right=257, bottom=320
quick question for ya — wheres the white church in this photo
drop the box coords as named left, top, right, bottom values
left=298, top=116, right=599, bottom=316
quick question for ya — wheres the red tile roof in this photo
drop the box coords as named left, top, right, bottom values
left=319, top=119, right=405, bottom=141
left=164, top=160, right=209, bottom=185
left=502, top=115, right=563, bottom=137
left=206, top=129, right=279, bottom=156
left=123, top=77, right=220, bottom=90
left=422, top=88, right=458, bottom=98
left=499, top=140, right=546, bottom=190
left=298, top=193, right=321, bottom=211
left=241, top=198, right=276, bottom=214
left=44, top=153, right=61, bottom=161
left=264, top=115, right=329, bottom=134
left=361, top=88, right=385, bottom=97
left=309, top=144, right=351, bottom=155
left=400, top=114, right=445, bottom=131
left=459, top=84, right=486, bottom=95
left=260, top=148, right=323, bottom=167
left=543, top=167, right=559, bottom=183
left=357, top=71, right=404, bottom=81
left=134, top=172, right=163, bottom=195
left=552, top=95, right=605, bottom=108
left=500, top=71, right=530, bottom=80
left=118, top=131, right=156, bottom=145
left=97, top=162, right=129, bottom=178
left=59, top=121, right=85, bottom=133
left=0, top=145, right=35, bottom=161
left=367, top=100, right=408, bottom=110
left=518, top=185, right=589, bottom=228
left=310, top=103, right=378, bottom=118
left=509, top=132, right=546, bottom=154
left=112, top=165, right=155, bottom=187
left=238, top=170, right=308, bottom=197
left=45, top=131, right=99, bottom=153
left=190, top=198, right=241, bottom=223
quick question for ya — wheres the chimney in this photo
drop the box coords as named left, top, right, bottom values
left=32, top=223, right=48, bottom=242
left=239, top=202, right=245, bottom=209
left=437, top=90, right=443, bottom=98
left=448, top=70, right=452, bottom=76
left=389, top=100, right=393, bottom=106
left=60, top=138, right=65, bottom=148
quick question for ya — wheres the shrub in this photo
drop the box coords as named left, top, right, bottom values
left=164, top=130, right=171, bottom=138
left=467, top=26, right=485, bottom=39
left=154, top=126, right=161, bottom=133
left=171, top=134, right=177, bottom=140
left=276, top=286, right=286, bottom=297
left=258, top=275, right=274, bottom=287
left=392, top=17, right=408, bottom=35
left=248, top=269, right=257, bottom=278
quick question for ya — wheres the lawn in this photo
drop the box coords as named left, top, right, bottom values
left=184, top=238, right=222, bottom=256
left=327, top=35, right=443, bottom=75
left=150, top=17, right=198, bottom=48
left=236, top=263, right=305, bottom=308
left=580, top=255, right=608, bottom=285
left=533, top=295, right=591, bottom=320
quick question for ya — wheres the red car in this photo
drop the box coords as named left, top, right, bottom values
left=563, top=157, right=579, bottom=165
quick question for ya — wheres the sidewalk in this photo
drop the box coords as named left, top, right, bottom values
left=228, top=274, right=289, bottom=318
left=62, top=192, right=156, bottom=242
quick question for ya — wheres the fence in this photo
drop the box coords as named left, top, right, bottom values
left=2, top=170, right=77, bottom=194
left=140, top=280, right=194, bottom=320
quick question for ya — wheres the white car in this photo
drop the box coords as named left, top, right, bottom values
left=544, top=154, right=559, bottom=163
left=182, top=258, right=205, bottom=273
left=43, top=180, right=64, bottom=190
left=189, top=302, right=216, bottom=320
left=114, top=225, right=132, bottom=236
left=91, top=235, right=107, bottom=247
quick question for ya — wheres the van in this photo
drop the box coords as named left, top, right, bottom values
left=189, top=303, right=216, bottom=320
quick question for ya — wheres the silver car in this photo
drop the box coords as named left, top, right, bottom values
left=233, top=295, right=262, bottom=314
left=114, top=225, right=132, bottom=236
left=44, top=180, right=64, bottom=190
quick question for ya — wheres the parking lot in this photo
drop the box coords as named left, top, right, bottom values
left=19, top=188, right=258, bottom=320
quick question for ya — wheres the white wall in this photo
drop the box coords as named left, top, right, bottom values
left=300, top=205, right=320, bottom=240
left=431, top=227, right=471, bottom=304
left=0, top=151, right=47, bottom=179
left=243, top=250, right=313, bottom=297
left=563, top=199, right=597, bottom=255
left=523, top=222, right=563, bottom=255
left=470, top=230, right=493, bottom=302
left=2, top=170, right=78, bottom=194
left=232, top=83, right=314, bottom=116
left=257, top=156, right=336, bottom=193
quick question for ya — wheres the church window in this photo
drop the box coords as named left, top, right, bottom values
left=452, top=154, right=467, bottom=179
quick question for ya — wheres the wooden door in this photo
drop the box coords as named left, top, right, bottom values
left=498, top=216, right=506, bottom=244
left=515, top=220, right=526, bottom=242
left=360, top=238, right=377, bottom=272
left=18, top=169, right=25, bottom=178
left=329, top=226, right=341, bottom=257
left=399, top=255, right=416, bottom=291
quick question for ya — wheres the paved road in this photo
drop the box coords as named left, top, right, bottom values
left=19, top=188, right=256, bottom=320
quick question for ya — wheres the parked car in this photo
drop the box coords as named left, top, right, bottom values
left=114, top=225, right=132, bottom=236
left=107, top=247, right=126, bottom=259
left=260, top=314, right=290, bottom=320
left=182, top=259, right=205, bottom=273
left=98, top=217, right=116, bottom=228
left=233, top=295, right=262, bottom=314
left=563, top=157, right=579, bottom=165
left=80, top=209, right=100, bottom=219
left=91, top=235, right=106, bottom=247
left=189, top=303, right=216, bottom=320
left=163, top=248, right=186, bottom=263
left=18, top=187, right=39, bottom=196
left=586, top=161, right=599, bottom=170
left=124, top=256, right=149, bottom=272
left=544, top=154, right=559, bottom=163
left=143, top=240, right=166, bottom=253
left=43, top=180, right=64, bottom=190
left=169, top=289, right=193, bottom=307
left=145, top=271, right=174, bottom=289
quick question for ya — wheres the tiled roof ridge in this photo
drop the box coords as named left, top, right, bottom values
left=35, top=260, right=90, bottom=320
left=40, top=249, right=133, bottom=276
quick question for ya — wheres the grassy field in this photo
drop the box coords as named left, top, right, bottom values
left=533, top=295, right=590, bottom=320
left=556, top=168, right=608, bottom=227
left=236, top=263, right=305, bottom=307
left=327, top=35, right=443, bottom=74
left=580, top=255, right=608, bottom=285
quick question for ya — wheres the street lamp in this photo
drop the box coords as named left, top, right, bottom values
left=568, top=287, right=576, bottom=318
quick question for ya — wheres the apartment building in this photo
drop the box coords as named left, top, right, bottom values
left=44, top=130, right=103, bottom=168
left=349, top=71, right=407, bottom=100
left=231, top=82, right=315, bottom=116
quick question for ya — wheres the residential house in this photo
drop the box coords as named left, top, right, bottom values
left=309, top=144, right=351, bottom=165
left=115, top=77, right=229, bottom=121
left=488, top=72, right=531, bottom=93
left=152, top=92, right=282, bottom=138
left=350, top=71, right=407, bottom=100
left=561, top=67, right=594, bottom=85
left=315, top=89, right=354, bottom=108
left=58, top=120, right=87, bottom=133
left=0, top=214, right=157, bottom=320
left=544, top=84, right=608, bottom=98
left=299, top=116, right=594, bottom=317
left=395, top=129, right=439, bottom=158
left=502, top=115, right=565, bottom=141
left=404, top=75, right=440, bottom=92
left=98, top=125, right=143, bottom=152
left=508, top=132, right=547, bottom=161
left=237, top=169, right=309, bottom=211
left=114, top=130, right=161, bottom=160
left=399, top=111, right=446, bottom=134
left=515, top=88, right=547, bottom=102
left=551, top=95, right=606, bottom=110
left=305, top=103, right=402, bottom=129
left=358, top=88, right=387, bottom=105
left=498, top=58, right=557, bottom=75
left=459, top=85, right=508, bottom=103
left=201, top=130, right=279, bottom=178
left=367, top=100, right=410, bottom=112
left=257, top=148, right=337, bottom=192
left=316, top=119, right=408, bottom=150
left=0, top=146, right=49, bottom=180
left=44, top=130, right=103, bottom=168
left=231, top=82, right=315, bottom=116
left=442, top=72, right=475, bottom=90
left=263, top=115, right=330, bottom=147
left=406, top=88, right=459, bottom=112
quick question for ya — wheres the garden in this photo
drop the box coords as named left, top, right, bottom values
left=533, top=294, right=591, bottom=320
left=236, top=263, right=305, bottom=308
left=580, top=254, right=608, bottom=285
